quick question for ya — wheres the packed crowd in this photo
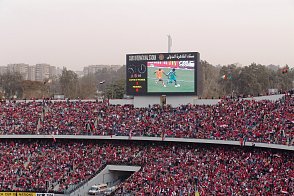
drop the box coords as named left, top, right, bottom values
left=0, top=94, right=293, bottom=145
left=0, top=140, right=292, bottom=195
left=0, top=140, right=137, bottom=192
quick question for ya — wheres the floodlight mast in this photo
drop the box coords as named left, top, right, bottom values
left=167, top=35, right=172, bottom=53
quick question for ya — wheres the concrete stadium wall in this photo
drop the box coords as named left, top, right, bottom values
left=70, top=165, right=140, bottom=196
left=0, top=135, right=292, bottom=151
left=133, top=95, right=216, bottom=107
left=243, top=94, right=285, bottom=101
left=133, top=96, right=160, bottom=107
left=11, top=94, right=285, bottom=107
left=109, top=99, right=133, bottom=105
left=166, top=96, right=197, bottom=107
left=122, top=94, right=285, bottom=107
left=108, top=165, right=141, bottom=172
left=193, top=99, right=220, bottom=105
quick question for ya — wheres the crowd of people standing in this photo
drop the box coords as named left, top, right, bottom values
left=0, top=140, right=292, bottom=195
left=0, top=94, right=293, bottom=145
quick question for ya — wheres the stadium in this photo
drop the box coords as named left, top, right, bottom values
left=1, top=0, right=293, bottom=194
left=0, top=52, right=293, bottom=196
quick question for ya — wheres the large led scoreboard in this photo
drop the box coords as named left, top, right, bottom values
left=126, top=52, right=200, bottom=95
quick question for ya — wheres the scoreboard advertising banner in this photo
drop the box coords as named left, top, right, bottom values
left=126, top=52, right=199, bottom=95
left=0, top=193, right=54, bottom=196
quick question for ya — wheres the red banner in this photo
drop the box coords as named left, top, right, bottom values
left=147, top=61, right=179, bottom=68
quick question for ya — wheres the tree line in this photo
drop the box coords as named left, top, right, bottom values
left=202, top=61, right=293, bottom=98
left=0, top=66, right=126, bottom=99
left=0, top=62, right=293, bottom=99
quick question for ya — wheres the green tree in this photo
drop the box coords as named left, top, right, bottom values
left=237, top=65, right=261, bottom=96
left=271, top=65, right=294, bottom=92
left=219, top=64, right=239, bottom=96
left=94, top=65, right=126, bottom=98
left=104, top=79, right=126, bottom=99
left=59, top=68, right=78, bottom=98
left=0, top=71, right=23, bottom=98
left=49, top=75, right=62, bottom=96
left=77, top=73, right=97, bottom=99
left=200, top=60, right=220, bottom=98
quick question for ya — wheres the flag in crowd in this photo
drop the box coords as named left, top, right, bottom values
left=36, top=118, right=41, bottom=132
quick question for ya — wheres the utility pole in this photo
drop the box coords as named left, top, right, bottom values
left=167, top=35, right=172, bottom=53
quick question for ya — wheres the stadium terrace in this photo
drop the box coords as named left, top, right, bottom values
left=0, top=140, right=293, bottom=195
left=0, top=94, right=293, bottom=195
left=0, top=94, right=292, bottom=146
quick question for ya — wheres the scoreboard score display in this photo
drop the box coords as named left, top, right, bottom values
left=126, top=52, right=199, bottom=96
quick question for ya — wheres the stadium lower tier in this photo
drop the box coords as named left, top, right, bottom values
left=0, top=139, right=293, bottom=195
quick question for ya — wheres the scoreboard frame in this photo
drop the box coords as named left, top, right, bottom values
left=126, top=52, right=200, bottom=96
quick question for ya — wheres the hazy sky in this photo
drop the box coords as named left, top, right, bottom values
left=0, top=0, right=293, bottom=70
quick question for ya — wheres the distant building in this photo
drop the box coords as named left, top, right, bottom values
left=267, top=64, right=280, bottom=71
left=234, top=63, right=242, bottom=67
left=0, top=66, right=7, bottom=75
left=3, top=64, right=124, bottom=79
left=35, top=64, right=50, bottom=81
left=56, top=67, right=63, bottom=76
left=49, top=66, right=57, bottom=77
left=7, top=63, right=29, bottom=80
left=74, top=70, right=84, bottom=78
left=109, top=65, right=121, bottom=71
left=83, top=65, right=121, bottom=75
left=28, top=65, right=36, bottom=81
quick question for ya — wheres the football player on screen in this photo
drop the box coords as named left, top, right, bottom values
left=154, top=68, right=167, bottom=87
left=167, top=68, right=180, bottom=87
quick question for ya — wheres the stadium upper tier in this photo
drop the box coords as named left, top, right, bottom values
left=0, top=94, right=293, bottom=146
left=0, top=140, right=292, bottom=195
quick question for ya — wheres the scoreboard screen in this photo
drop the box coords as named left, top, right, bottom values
left=126, top=52, right=199, bottom=96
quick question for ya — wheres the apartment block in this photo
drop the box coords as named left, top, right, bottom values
left=83, top=65, right=121, bottom=75
left=28, top=65, right=36, bottom=81
left=7, top=63, right=29, bottom=80
left=35, top=64, right=50, bottom=81
left=0, top=66, right=8, bottom=75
